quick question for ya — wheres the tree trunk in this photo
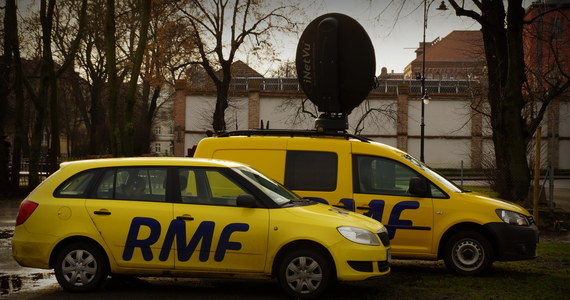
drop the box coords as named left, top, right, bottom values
left=212, top=84, right=230, bottom=133
left=123, top=0, right=151, bottom=156
left=6, top=0, right=25, bottom=190
left=105, top=0, right=120, bottom=156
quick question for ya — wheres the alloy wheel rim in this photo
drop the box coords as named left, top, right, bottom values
left=285, top=256, right=323, bottom=294
left=61, top=249, right=97, bottom=286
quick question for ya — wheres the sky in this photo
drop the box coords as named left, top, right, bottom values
left=243, top=0, right=538, bottom=76
left=244, top=0, right=482, bottom=76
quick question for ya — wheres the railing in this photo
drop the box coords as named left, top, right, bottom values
left=229, top=77, right=478, bottom=94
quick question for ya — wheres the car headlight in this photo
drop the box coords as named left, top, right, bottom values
left=496, top=209, right=530, bottom=226
left=337, top=226, right=380, bottom=246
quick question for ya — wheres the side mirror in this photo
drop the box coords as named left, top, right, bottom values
left=409, top=177, right=429, bottom=197
left=236, top=193, right=257, bottom=208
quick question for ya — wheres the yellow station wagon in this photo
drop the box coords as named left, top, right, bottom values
left=12, top=158, right=390, bottom=299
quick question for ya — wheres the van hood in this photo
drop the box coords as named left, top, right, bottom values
left=283, top=202, right=385, bottom=232
left=460, top=192, right=532, bottom=216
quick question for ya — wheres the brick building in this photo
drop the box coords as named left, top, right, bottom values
left=403, top=30, right=484, bottom=81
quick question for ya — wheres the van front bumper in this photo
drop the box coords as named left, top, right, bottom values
left=484, top=222, right=538, bottom=261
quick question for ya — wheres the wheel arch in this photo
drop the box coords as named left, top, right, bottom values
left=437, top=222, right=496, bottom=260
left=271, top=239, right=337, bottom=280
left=49, top=236, right=111, bottom=272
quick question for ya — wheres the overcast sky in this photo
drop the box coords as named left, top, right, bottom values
left=245, top=0, right=538, bottom=76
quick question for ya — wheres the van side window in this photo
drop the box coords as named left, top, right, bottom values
left=354, top=155, right=425, bottom=197
left=95, top=167, right=167, bottom=202
left=285, top=151, right=337, bottom=191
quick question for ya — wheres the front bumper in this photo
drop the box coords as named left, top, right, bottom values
left=328, top=240, right=391, bottom=281
left=484, top=222, right=538, bottom=261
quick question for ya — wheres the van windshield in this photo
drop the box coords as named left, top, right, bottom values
left=233, top=167, right=301, bottom=205
left=402, top=154, right=463, bottom=193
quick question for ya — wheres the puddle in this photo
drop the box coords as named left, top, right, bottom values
left=0, top=272, right=55, bottom=296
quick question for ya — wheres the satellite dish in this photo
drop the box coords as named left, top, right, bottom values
left=295, top=13, right=376, bottom=130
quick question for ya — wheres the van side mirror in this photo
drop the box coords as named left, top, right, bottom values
left=409, top=177, right=429, bottom=197
left=236, top=193, right=257, bottom=208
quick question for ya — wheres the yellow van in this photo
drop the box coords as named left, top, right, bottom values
left=194, top=130, right=539, bottom=275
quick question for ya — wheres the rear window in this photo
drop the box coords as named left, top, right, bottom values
left=54, top=169, right=99, bottom=198
left=284, top=151, right=337, bottom=191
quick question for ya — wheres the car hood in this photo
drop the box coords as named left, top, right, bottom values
left=281, top=202, right=385, bottom=232
left=460, top=192, right=532, bottom=216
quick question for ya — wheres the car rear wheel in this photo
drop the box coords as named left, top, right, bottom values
left=278, top=248, right=332, bottom=299
left=444, top=231, right=493, bottom=276
left=54, top=242, right=107, bottom=292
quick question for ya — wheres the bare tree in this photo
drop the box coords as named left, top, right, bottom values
left=175, top=0, right=299, bottom=133
left=105, top=0, right=152, bottom=156
left=447, top=0, right=570, bottom=203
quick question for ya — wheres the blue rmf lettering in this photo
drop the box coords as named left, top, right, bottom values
left=337, top=198, right=421, bottom=240
left=123, top=217, right=249, bottom=262
left=215, top=223, right=249, bottom=261
left=159, top=220, right=215, bottom=262
left=123, top=217, right=162, bottom=261
left=363, top=200, right=420, bottom=239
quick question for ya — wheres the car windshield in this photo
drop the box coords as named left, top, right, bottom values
left=402, top=154, right=463, bottom=193
left=233, top=167, right=301, bottom=206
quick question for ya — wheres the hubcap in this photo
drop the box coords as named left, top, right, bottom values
left=285, top=256, right=323, bottom=294
left=61, top=249, right=97, bottom=286
left=453, top=239, right=484, bottom=271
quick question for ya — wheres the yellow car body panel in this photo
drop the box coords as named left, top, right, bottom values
left=12, top=157, right=390, bottom=292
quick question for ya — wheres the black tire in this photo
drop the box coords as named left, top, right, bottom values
left=443, top=231, right=493, bottom=276
left=278, top=248, right=332, bottom=299
left=54, top=242, right=108, bottom=292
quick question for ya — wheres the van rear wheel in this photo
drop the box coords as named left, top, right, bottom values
left=278, top=248, right=332, bottom=299
left=443, top=231, right=493, bottom=276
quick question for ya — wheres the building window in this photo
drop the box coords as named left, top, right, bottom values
left=154, top=143, right=161, bottom=153
left=442, top=73, right=448, bottom=80
left=168, top=126, right=174, bottom=134
left=154, top=126, right=162, bottom=135
left=427, top=73, right=433, bottom=79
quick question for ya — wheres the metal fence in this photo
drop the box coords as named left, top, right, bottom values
left=229, top=77, right=478, bottom=94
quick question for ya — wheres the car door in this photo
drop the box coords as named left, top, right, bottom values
left=86, top=167, right=175, bottom=269
left=171, top=167, right=269, bottom=273
left=352, top=155, right=434, bottom=255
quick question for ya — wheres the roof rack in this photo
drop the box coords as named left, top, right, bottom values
left=217, top=129, right=372, bottom=143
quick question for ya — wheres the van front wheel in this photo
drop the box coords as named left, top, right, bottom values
left=443, top=231, right=493, bottom=276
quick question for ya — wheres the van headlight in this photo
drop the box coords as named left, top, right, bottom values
left=337, top=226, right=380, bottom=246
left=496, top=209, right=530, bottom=226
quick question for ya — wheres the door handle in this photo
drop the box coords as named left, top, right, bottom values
left=176, top=215, right=194, bottom=221
left=94, top=210, right=111, bottom=215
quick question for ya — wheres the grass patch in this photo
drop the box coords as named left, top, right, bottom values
left=332, top=242, right=570, bottom=299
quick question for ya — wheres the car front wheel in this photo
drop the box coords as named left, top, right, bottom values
left=444, top=231, right=493, bottom=276
left=278, top=248, right=332, bottom=299
left=54, top=242, right=107, bottom=292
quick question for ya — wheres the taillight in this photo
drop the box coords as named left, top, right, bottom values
left=15, top=201, right=39, bottom=226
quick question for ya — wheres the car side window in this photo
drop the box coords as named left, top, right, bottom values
left=95, top=167, right=167, bottom=202
left=284, top=150, right=337, bottom=191
left=54, top=169, right=99, bottom=198
left=354, top=155, right=426, bottom=197
left=178, top=168, right=246, bottom=206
